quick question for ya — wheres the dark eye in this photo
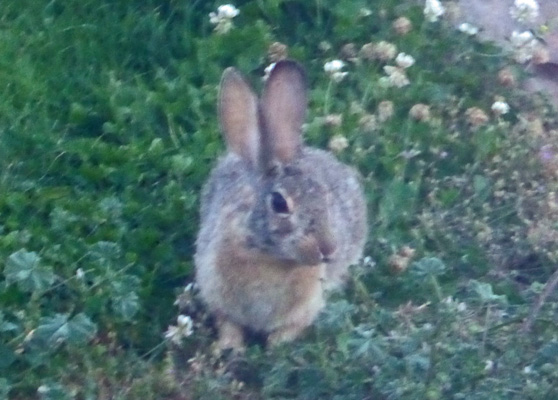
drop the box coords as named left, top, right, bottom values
left=270, top=191, right=290, bottom=214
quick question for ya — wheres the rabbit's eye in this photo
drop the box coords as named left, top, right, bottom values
left=270, top=191, right=290, bottom=214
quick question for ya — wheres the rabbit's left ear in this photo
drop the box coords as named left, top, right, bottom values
left=260, top=60, right=307, bottom=165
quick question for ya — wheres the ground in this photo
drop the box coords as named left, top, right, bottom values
left=456, top=0, right=558, bottom=104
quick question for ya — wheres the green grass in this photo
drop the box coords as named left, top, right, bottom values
left=1, top=0, right=558, bottom=399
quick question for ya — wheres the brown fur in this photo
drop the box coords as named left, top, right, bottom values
left=194, top=61, right=367, bottom=349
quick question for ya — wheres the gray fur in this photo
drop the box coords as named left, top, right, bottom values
left=194, top=60, right=367, bottom=349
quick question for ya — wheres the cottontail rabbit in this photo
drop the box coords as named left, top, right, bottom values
left=195, top=60, right=367, bottom=350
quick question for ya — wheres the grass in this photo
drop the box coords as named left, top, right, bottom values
left=1, top=0, right=558, bottom=399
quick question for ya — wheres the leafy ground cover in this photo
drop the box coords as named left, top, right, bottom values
left=1, top=0, right=558, bottom=399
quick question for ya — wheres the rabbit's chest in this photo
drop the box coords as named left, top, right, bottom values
left=216, top=243, right=325, bottom=331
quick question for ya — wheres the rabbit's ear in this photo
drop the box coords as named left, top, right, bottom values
left=219, top=67, right=260, bottom=166
left=261, top=60, right=307, bottom=164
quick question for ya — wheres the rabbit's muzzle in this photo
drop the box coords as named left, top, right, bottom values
left=297, top=223, right=336, bottom=265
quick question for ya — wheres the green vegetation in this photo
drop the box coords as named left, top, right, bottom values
left=1, top=0, right=557, bottom=398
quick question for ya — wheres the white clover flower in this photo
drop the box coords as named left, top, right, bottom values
left=324, top=59, right=345, bottom=74
left=331, top=71, right=348, bottom=82
left=177, top=314, right=193, bottom=328
left=484, top=359, right=495, bottom=372
left=209, top=13, right=220, bottom=25
left=373, top=41, right=398, bottom=61
left=324, top=60, right=348, bottom=82
left=400, top=149, right=421, bottom=159
left=323, top=114, right=343, bottom=127
left=377, top=101, right=394, bottom=121
left=424, top=0, right=445, bottom=23
left=76, top=268, right=85, bottom=279
left=217, top=4, right=240, bottom=19
left=510, top=30, right=548, bottom=65
left=523, top=365, right=533, bottom=374
left=328, top=135, right=349, bottom=152
left=422, top=323, right=433, bottom=331
left=37, top=385, right=50, bottom=394
left=383, top=65, right=410, bottom=88
left=165, top=314, right=194, bottom=345
left=510, top=30, right=539, bottom=63
left=209, top=4, right=240, bottom=34
left=395, top=52, right=415, bottom=69
left=491, top=100, right=510, bottom=116
left=458, top=22, right=479, bottom=36
left=510, top=0, right=539, bottom=23
left=263, top=62, right=276, bottom=81
left=359, top=8, right=373, bottom=17
left=513, top=47, right=533, bottom=63
left=393, top=17, right=413, bottom=35
left=409, top=103, right=431, bottom=121
left=362, top=256, right=376, bottom=267
left=511, top=30, right=535, bottom=47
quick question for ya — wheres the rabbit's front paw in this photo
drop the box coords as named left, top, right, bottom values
left=217, top=318, right=245, bottom=352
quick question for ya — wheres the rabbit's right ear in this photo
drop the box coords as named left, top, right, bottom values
left=219, top=68, right=260, bottom=166
left=260, top=60, right=307, bottom=165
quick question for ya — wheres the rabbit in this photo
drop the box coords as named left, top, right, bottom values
left=195, top=60, right=367, bottom=350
